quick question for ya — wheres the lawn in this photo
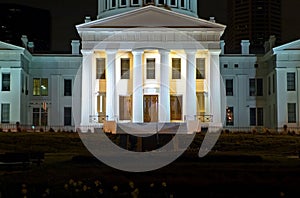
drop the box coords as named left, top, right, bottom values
left=0, top=131, right=300, bottom=197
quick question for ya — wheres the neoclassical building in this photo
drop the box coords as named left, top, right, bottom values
left=77, top=2, right=226, bottom=128
left=0, top=0, right=300, bottom=131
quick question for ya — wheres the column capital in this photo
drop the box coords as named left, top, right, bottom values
left=106, top=49, right=118, bottom=54
left=81, top=50, right=93, bottom=56
left=208, top=49, right=222, bottom=55
left=159, top=49, right=170, bottom=55
left=132, top=49, right=144, bottom=55
left=185, top=49, right=197, bottom=55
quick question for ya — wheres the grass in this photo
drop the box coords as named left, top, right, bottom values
left=0, top=131, right=300, bottom=197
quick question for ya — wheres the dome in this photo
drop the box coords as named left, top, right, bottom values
left=98, top=0, right=198, bottom=19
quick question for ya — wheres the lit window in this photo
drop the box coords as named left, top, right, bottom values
left=121, top=58, right=130, bottom=79
left=170, top=95, right=182, bottom=120
left=172, top=58, right=181, bottom=79
left=64, top=107, right=72, bottom=126
left=226, top=107, right=234, bottom=126
left=96, top=58, right=106, bottom=79
left=196, top=92, right=205, bottom=113
left=146, top=58, right=155, bottom=79
left=2, top=73, right=10, bottom=91
left=226, top=79, right=233, bottom=96
left=64, top=79, right=72, bottom=96
left=196, top=58, right=205, bottom=79
left=288, top=103, right=296, bottom=123
left=119, top=96, right=132, bottom=120
left=287, top=72, right=296, bottom=91
left=1, top=104, right=10, bottom=123
left=33, top=78, right=48, bottom=96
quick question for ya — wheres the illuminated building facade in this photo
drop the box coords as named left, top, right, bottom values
left=0, top=0, right=299, bottom=130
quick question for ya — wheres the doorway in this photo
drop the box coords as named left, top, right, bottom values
left=144, top=95, right=158, bottom=122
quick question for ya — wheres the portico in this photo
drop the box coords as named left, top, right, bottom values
left=76, top=5, right=226, bottom=127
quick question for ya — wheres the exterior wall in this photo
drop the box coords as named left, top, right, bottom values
left=0, top=49, right=30, bottom=125
left=28, top=55, right=81, bottom=127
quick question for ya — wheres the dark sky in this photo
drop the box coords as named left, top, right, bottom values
left=0, top=0, right=299, bottom=53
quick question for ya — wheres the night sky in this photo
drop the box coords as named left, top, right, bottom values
left=0, top=0, right=299, bottom=53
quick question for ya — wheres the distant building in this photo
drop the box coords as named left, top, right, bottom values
left=0, top=3, right=51, bottom=52
left=226, top=0, right=281, bottom=54
left=0, top=0, right=300, bottom=131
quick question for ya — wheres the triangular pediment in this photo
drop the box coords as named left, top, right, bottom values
left=273, top=39, right=300, bottom=52
left=77, top=5, right=225, bottom=29
left=0, top=41, right=24, bottom=50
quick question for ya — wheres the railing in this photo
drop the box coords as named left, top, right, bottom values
left=0, top=123, right=75, bottom=132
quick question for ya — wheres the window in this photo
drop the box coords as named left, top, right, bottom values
left=250, top=107, right=263, bottom=126
left=33, top=78, right=48, bottom=96
left=172, top=58, right=181, bottom=79
left=234, top=64, right=239, bottom=68
left=224, top=64, right=228, bottom=68
left=157, top=0, right=166, bottom=4
left=170, top=0, right=177, bottom=6
left=2, top=73, right=10, bottom=91
left=32, top=107, right=48, bottom=126
left=145, top=0, right=153, bottom=4
left=131, top=0, right=139, bottom=5
left=97, top=94, right=106, bottom=115
left=120, top=0, right=127, bottom=6
left=196, top=92, right=205, bottom=113
left=119, top=96, right=132, bottom=120
left=170, top=95, right=182, bottom=120
left=121, top=58, right=130, bottom=79
left=254, top=64, right=259, bottom=68
left=226, top=79, right=233, bottom=96
left=226, top=107, right=234, bottom=126
left=249, top=78, right=263, bottom=96
left=64, top=107, right=72, bottom=126
left=146, top=58, right=155, bottom=79
left=96, top=58, right=106, bottom=79
left=64, top=79, right=72, bottom=96
left=287, top=72, right=296, bottom=91
left=1, top=104, right=10, bottom=123
left=196, top=58, right=205, bottom=79
left=111, top=0, right=117, bottom=8
left=288, top=103, right=296, bottom=123
left=180, top=0, right=186, bottom=8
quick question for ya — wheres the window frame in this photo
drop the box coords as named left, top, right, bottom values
left=172, top=58, right=181, bottom=79
left=64, top=79, right=72, bottom=96
left=96, top=58, right=106, bottom=79
left=1, top=73, right=10, bottom=91
left=196, top=58, right=205, bottom=79
left=226, top=79, right=234, bottom=96
left=226, top=106, right=234, bottom=126
left=146, top=58, right=156, bottom=79
left=287, top=72, right=296, bottom=91
left=288, top=103, right=296, bottom=123
left=121, top=58, right=130, bottom=79
left=64, top=107, right=72, bottom=126
left=1, top=103, right=10, bottom=123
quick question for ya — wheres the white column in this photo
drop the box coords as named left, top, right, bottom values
left=159, top=50, right=170, bottom=122
left=132, top=50, right=144, bottom=123
left=209, top=50, right=222, bottom=127
left=186, top=50, right=197, bottom=120
left=81, top=50, right=93, bottom=126
left=106, top=50, right=117, bottom=121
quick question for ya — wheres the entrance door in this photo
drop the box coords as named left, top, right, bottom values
left=144, top=95, right=158, bottom=122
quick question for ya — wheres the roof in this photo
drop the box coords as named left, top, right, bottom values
left=77, top=5, right=225, bottom=30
